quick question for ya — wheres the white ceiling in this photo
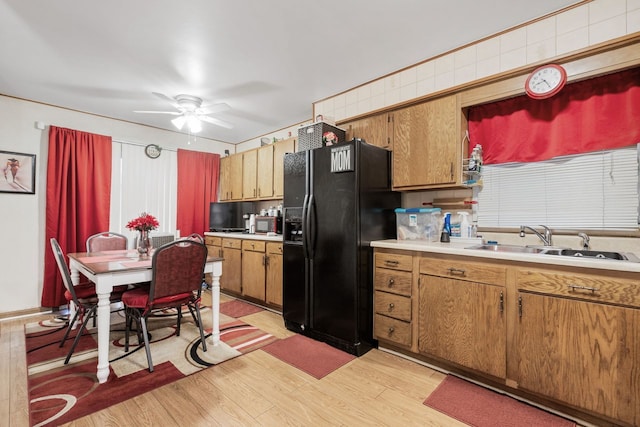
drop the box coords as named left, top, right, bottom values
left=0, top=0, right=581, bottom=144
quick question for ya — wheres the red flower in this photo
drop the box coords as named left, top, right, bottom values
left=126, top=212, right=159, bottom=232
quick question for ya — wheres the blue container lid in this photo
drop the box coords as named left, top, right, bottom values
left=394, top=207, right=442, bottom=213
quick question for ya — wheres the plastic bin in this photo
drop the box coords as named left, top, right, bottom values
left=395, top=208, right=442, bottom=241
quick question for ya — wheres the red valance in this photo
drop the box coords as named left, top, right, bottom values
left=468, top=67, right=640, bottom=165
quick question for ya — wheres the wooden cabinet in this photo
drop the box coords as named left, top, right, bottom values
left=514, top=268, right=640, bottom=426
left=220, top=238, right=242, bottom=294
left=242, top=149, right=258, bottom=200
left=273, top=137, right=296, bottom=198
left=265, top=242, right=283, bottom=307
left=241, top=239, right=266, bottom=301
left=343, top=113, right=393, bottom=150
left=257, top=144, right=274, bottom=199
left=219, top=155, right=243, bottom=201
left=203, top=236, right=222, bottom=286
left=373, top=251, right=414, bottom=349
left=418, top=257, right=507, bottom=379
left=392, top=94, right=461, bottom=190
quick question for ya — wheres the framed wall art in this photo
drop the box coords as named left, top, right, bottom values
left=0, top=150, right=36, bottom=194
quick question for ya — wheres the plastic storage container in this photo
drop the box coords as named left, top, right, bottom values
left=395, top=208, right=442, bottom=241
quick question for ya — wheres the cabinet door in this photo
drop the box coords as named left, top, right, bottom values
left=242, top=149, right=258, bottom=200
left=266, top=243, right=283, bottom=307
left=515, top=292, right=639, bottom=425
left=273, top=137, right=296, bottom=198
left=221, top=247, right=242, bottom=293
left=419, top=274, right=506, bottom=379
left=393, top=95, right=459, bottom=189
left=219, top=157, right=232, bottom=201
left=344, top=114, right=392, bottom=150
left=257, top=144, right=274, bottom=199
left=242, top=250, right=266, bottom=300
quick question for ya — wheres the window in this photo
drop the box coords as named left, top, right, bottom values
left=477, top=145, right=638, bottom=230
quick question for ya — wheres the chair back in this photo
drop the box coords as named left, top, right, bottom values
left=184, top=233, right=204, bottom=243
left=149, top=239, right=208, bottom=303
left=50, top=238, right=79, bottom=304
left=86, top=231, right=128, bottom=252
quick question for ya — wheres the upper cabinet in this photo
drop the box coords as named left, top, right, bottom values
left=343, top=113, right=393, bottom=150
left=219, top=154, right=243, bottom=201
left=257, top=144, right=274, bottom=199
left=242, top=149, right=258, bottom=199
left=392, top=94, right=462, bottom=190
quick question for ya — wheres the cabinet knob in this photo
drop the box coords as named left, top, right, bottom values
left=388, top=278, right=395, bottom=287
left=388, top=303, right=395, bottom=311
left=387, top=327, right=395, bottom=335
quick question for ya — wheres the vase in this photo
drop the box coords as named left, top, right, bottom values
left=137, top=230, right=152, bottom=257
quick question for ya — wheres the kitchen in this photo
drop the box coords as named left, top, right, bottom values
left=2, top=1, right=640, bottom=425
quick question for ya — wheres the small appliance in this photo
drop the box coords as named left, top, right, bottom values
left=254, top=215, right=282, bottom=234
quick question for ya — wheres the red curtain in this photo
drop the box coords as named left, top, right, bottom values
left=468, top=67, right=640, bottom=164
left=177, top=149, right=220, bottom=236
left=42, top=126, right=112, bottom=308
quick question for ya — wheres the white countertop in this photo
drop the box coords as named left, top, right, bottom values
left=371, top=239, right=640, bottom=273
left=205, top=231, right=283, bottom=242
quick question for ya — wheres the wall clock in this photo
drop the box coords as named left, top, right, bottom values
left=524, top=64, right=567, bottom=100
left=144, top=144, right=162, bottom=159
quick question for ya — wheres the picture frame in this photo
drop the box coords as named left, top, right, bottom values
left=0, top=150, right=36, bottom=194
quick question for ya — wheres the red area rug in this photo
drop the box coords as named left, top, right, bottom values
left=26, top=311, right=276, bottom=426
left=219, top=299, right=264, bottom=318
left=423, top=375, right=576, bottom=427
left=261, top=334, right=355, bottom=379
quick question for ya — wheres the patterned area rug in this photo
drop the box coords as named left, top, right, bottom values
left=423, top=375, right=576, bottom=427
left=26, top=308, right=277, bottom=426
left=219, top=299, right=264, bottom=318
left=261, top=334, right=355, bottom=379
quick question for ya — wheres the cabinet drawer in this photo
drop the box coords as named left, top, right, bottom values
left=242, top=239, right=266, bottom=252
left=374, top=314, right=411, bottom=347
left=205, top=236, right=221, bottom=246
left=222, top=238, right=242, bottom=249
left=374, top=268, right=412, bottom=296
left=517, top=269, right=640, bottom=308
left=420, top=257, right=506, bottom=286
left=266, top=242, right=283, bottom=255
left=375, top=252, right=413, bottom=272
left=375, top=291, right=411, bottom=322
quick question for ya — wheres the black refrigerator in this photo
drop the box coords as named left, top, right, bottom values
left=282, top=139, right=400, bottom=356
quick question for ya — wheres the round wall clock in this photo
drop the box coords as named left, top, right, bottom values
left=145, top=144, right=162, bottom=159
left=524, top=64, right=567, bottom=100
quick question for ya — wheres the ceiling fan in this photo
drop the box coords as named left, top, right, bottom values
left=134, top=92, right=233, bottom=133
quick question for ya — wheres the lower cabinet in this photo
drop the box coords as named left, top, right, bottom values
left=265, top=242, right=283, bottom=308
left=221, top=238, right=242, bottom=294
left=242, top=240, right=266, bottom=301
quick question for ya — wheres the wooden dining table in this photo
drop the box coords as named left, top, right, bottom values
left=67, top=249, right=223, bottom=384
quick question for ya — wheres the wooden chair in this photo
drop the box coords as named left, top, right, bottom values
left=121, top=239, right=209, bottom=372
left=50, top=238, right=128, bottom=364
left=86, top=231, right=128, bottom=252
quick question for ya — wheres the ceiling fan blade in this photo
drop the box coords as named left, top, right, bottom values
left=198, top=102, right=230, bottom=115
left=199, top=115, right=234, bottom=129
left=134, top=110, right=181, bottom=115
left=151, top=92, right=180, bottom=109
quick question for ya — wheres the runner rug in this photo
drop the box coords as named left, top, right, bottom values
left=423, top=375, right=576, bottom=427
left=261, top=334, right=355, bottom=379
left=25, top=308, right=277, bottom=427
left=219, top=299, right=264, bottom=318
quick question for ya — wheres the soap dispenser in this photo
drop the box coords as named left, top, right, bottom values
left=440, top=212, right=451, bottom=242
left=458, top=212, right=471, bottom=238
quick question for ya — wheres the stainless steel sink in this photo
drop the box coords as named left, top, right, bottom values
left=465, top=244, right=546, bottom=254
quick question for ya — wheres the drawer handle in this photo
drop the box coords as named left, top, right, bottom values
left=387, top=327, right=395, bottom=335
left=448, top=267, right=466, bottom=276
left=387, top=278, right=395, bottom=287
left=568, top=284, right=599, bottom=294
left=388, top=303, right=395, bottom=311
left=384, top=260, right=399, bottom=266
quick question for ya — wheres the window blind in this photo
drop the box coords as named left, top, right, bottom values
left=477, top=145, right=638, bottom=230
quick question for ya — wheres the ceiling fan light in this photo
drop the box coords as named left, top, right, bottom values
left=187, top=116, right=202, bottom=133
left=171, top=116, right=186, bottom=130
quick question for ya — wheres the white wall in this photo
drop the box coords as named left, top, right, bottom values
left=0, top=95, right=234, bottom=315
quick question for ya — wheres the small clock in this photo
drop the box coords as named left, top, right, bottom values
left=144, top=144, right=162, bottom=159
left=525, top=64, right=567, bottom=100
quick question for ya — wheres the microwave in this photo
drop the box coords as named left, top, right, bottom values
left=254, top=216, right=282, bottom=234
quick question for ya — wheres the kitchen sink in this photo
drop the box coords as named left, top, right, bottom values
left=465, top=244, right=547, bottom=254
left=466, top=244, right=640, bottom=262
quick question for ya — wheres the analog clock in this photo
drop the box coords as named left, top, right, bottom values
left=144, top=144, right=162, bottom=159
left=525, top=64, right=567, bottom=100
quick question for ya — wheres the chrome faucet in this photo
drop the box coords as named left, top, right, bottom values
left=578, top=232, right=590, bottom=250
left=520, top=225, right=553, bottom=246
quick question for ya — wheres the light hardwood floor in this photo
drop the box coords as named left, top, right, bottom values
left=2, top=293, right=466, bottom=426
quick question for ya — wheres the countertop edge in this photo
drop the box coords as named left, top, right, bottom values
left=371, top=239, right=640, bottom=273
left=204, top=231, right=283, bottom=242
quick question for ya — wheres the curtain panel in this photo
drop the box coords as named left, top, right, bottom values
left=42, top=126, right=112, bottom=307
left=468, top=67, right=640, bottom=165
left=176, top=149, right=220, bottom=236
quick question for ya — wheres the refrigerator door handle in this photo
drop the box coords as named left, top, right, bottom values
left=307, top=194, right=315, bottom=259
left=302, top=193, right=310, bottom=259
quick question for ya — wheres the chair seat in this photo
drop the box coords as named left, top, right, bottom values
left=65, top=283, right=128, bottom=303
left=122, top=286, right=192, bottom=310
